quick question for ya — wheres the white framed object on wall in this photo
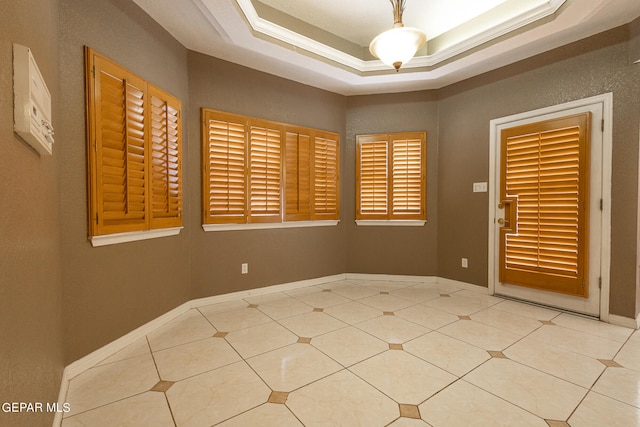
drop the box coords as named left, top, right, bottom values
left=13, top=43, right=54, bottom=155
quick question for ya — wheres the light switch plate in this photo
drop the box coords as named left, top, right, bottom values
left=473, top=182, right=488, bottom=193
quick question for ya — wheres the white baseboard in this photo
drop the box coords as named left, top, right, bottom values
left=609, top=313, right=640, bottom=329
left=190, top=274, right=347, bottom=308
left=346, top=273, right=437, bottom=284
left=434, top=277, right=490, bottom=294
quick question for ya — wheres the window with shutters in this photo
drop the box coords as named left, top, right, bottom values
left=202, top=109, right=340, bottom=229
left=85, top=47, right=183, bottom=246
left=356, top=132, right=426, bottom=224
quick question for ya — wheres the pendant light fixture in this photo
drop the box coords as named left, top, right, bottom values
left=369, top=0, right=426, bottom=71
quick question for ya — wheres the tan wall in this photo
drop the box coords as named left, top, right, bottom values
left=345, top=92, right=439, bottom=276
left=57, top=0, right=192, bottom=363
left=0, top=1, right=64, bottom=426
left=437, top=26, right=640, bottom=318
left=187, top=52, right=347, bottom=298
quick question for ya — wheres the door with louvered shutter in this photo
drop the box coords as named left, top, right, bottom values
left=499, top=113, right=591, bottom=297
left=202, top=110, right=247, bottom=224
left=92, top=56, right=148, bottom=235
left=248, top=120, right=282, bottom=223
left=312, top=133, right=339, bottom=220
left=149, top=86, right=182, bottom=228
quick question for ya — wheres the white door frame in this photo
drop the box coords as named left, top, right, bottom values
left=488, top=93, right=612, bottom=321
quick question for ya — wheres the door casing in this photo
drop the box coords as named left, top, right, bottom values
left=488, top=93, right=612, bottom=320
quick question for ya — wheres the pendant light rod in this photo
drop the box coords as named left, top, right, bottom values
left=391, top=0, right=406, bottom=25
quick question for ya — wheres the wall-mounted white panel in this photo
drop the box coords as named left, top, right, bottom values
left=13, top=43, right=54, bottom=155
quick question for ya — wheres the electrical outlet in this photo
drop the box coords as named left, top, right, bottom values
left=241, top=263, right=248, bottom=274
left=461, top=258, right=468, bottom=268
left=473, top=182, right=488, bottom=193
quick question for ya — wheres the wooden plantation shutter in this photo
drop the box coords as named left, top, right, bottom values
left=357, top=136, right=389, bottom=219
left=248, top=120, right=282, bottom=222
left=201, top=108, right=340, bottom=226
left=88, top=52, right=148, bottom=235
left=500, top=113, right=591, bottom=296
left=149, top=86, right=182, bottom=228
left=284, top=128, right=340, bottom=221
left=312, top=132, right=340, bottom=220
left=357, top=132, right=426, bottom=220
left=391, top=135, right=425, bottom=219
left=284, top=128, right=311, bottom=221
left=202, top=110, right=247, bottom=224
left=86, top=47, right=183, bottom=238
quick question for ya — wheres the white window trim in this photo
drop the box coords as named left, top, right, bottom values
left=355, top=220, right=426, bottom=227
left=90, top=227, right=183, bottom=247
left=203, top=220, right=339, bottom=232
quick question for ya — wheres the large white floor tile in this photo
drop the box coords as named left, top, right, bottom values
left=287, top=369, right=399, bottom=426
left=592, top=367, right=640, bottom=408
left=65, top=353, right=159, bottom=416
left=350, top=351, right=456, bottom=404
left=197, top=299, right=249, bottom=316
left=404, top=331, right=491, bottom=377
left=328, top=283, right=381, bottom=300
left=166, top=361, right=270, bottom=427
left=395, top=305, right=459, bottom=330
left=61, top=391, right=173, bottom=427
left=614, top=333, right=640, bottom=372
left=423, top=296, right=487, bottom=316
left=470, top=307, right=543, bottom=336
left=311, top=326, right=388, bottom=367
left=246, top=343, right=342, bottom=392
left=419, top=380, right=548, bottom=427
left=389, top=286, right=441, bottom=303
left=552, top=313, right=633, bottom=343
left=527, top=325, right=623, bottom=360
left=153, top=336, right=241, bottom=381
left=359, top=294, right=418, bottom=312
left=491, top=300, right=560, bottom=321
left=464, top=358, right=587, bottom=420
left=324, top=301, right=383, bottom=324
left=256, top=297, right=313, bottom=320
left=225, top=321, right=298, bottom=358
left=504, top=337, right=605, bottom=388
left=292, top=290, right=351, bottom=308
left=146, top=309, right=216, bottom=351
left=569, top=391, right=640, bottom=427
left=356, top=315, right=430, bottom=344
left=96, top=337, right=150, bottom=366
left=278, top=311, right=348, bottom=338
left=438, top=320, right=521, bottom=351
left=218, top=403, right=303, bottom=427
left=202, top=306, right=272, bottom=332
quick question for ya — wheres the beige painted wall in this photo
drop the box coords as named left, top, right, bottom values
left=187, top=52, right=347, bottom=298
left=345, top=91, right=439, bottom=276
left=0, top=1, right=64, bottom=426
left=4, top=3, right=640, bottom=418
left=437, top=26, right=640, bottom=318
left=57, top=0, right=192, bottom=363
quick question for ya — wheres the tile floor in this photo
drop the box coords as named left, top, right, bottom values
left=60, top=279, right=640, bottom=426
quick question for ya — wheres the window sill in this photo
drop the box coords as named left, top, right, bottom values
left=90, top=227, right=183, bottom=247
left=203, top=220, right=339, bottom=232
left=355, top=220, right=426, bottom=227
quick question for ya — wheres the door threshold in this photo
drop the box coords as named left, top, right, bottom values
left=495, top=293, right=599, bottom=320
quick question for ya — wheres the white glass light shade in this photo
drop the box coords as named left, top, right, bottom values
left=369, top=26, right=426, bottom=71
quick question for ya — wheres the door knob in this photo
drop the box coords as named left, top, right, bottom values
left=497, top=218, right=505, bottom=225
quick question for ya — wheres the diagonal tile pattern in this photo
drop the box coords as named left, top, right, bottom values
left=61, top=279, right=640, bottom=426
